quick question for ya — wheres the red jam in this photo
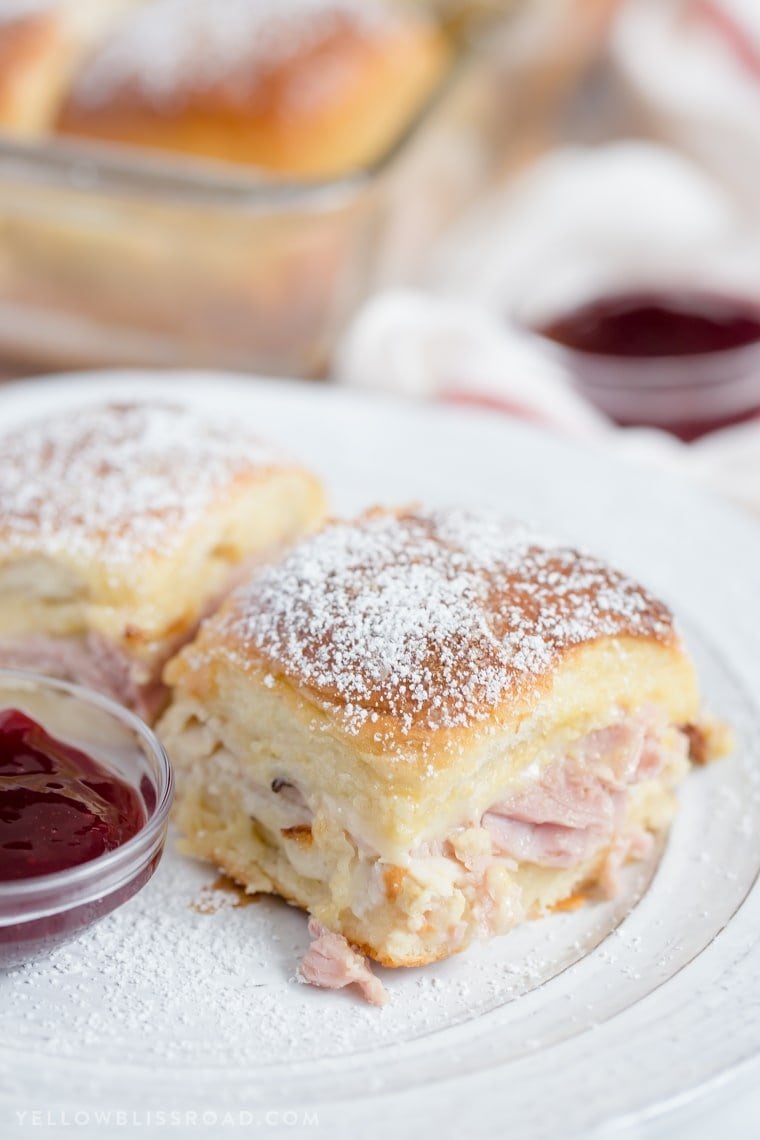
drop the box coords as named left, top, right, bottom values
left=534, top=290, right=760, bottom=439
left=537, top=292, right=760, bottom=358
left=0, top=708, right=145, bottom=882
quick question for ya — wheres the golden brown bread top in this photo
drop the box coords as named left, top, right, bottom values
left=0, top=3, right=61, bottom=130
left=174, top=507, right=678, bottom=747
left=0, top=400, right=300, bottom=571
left=0, top=2, right=147, bottom=134
left=55, top=0, right=448, bottom=176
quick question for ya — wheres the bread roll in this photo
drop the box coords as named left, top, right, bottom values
left=160, top=506, right=724, bottom=992
left=0, top=0, right=138, bottom=134
left=55, top=0, right=449, bottom=177
left=0, top=400, right=326, bottom=720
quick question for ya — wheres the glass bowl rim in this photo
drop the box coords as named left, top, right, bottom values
left=0, top=668, right=173, bottom=913
left=524, top=327, right=760, bottom=391
left=0, top=43, right=468, bottom=211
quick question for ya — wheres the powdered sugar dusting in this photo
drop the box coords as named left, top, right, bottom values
left=0, top=401, right=285, bottom=570
left=0, top=839, right=644, bottom=1072
left=2, top=708, right=755, bottom=1078
left=215, top=507, right=674, bottom=745
left=70, top=0, right=397, bottom=111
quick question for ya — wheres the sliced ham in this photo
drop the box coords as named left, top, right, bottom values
left=599, top=827, right=655, bottom=898
left=300, top=920, right=388, bottom=1007
left=493, top=759, right=619, bottom=831
left=0, top=634, right=167, bottom=721
left=482, top=812, right=611, bottom=869
left=0, top=558, right=268, bottom=722
left=571, top=721, right=647, bottom=787
left=482, top=719, right=671, bottom=870
left=296, top=717, right=684, bottom=1005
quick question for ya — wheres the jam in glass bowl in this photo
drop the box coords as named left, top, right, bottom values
left=529, top=289, right=760, bottom=440
left=0, top=669, right=173, bottom=968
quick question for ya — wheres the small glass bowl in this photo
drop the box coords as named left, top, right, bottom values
left=535, top=336, right=760, bottom=442
left=0, top=669, right=173, bottom=969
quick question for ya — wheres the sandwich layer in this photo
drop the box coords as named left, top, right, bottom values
left=0, top=400, right=325, bottom=716
left=161, top=507, right=722, bottom=974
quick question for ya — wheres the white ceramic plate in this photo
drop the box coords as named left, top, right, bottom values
left=1, top=373, right=759, bottom=1140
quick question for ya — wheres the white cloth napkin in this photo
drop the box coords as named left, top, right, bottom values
left=335, top=141, right=760, bottom=518
left=336, top=287, right=760, bottom=516
left=424, top=140, right=760, bottom=318
left=613, top=0, right=760, bottom=207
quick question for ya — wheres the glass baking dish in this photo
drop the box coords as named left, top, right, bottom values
left=0, top=0, right=617, bottom=379
left=0, top=42, right=496, bottom=379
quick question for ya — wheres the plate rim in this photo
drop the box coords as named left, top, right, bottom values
left=1, top=369, right=759, bottom=1140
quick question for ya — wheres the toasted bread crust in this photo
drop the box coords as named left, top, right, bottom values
left=167, top=506, right=683, bottom=761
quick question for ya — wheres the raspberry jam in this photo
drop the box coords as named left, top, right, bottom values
left=538, top=292, right=760, bottom=358
left=535, top=291, right=760, bottom=439
left=0, top=708, right=145, bottom=882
